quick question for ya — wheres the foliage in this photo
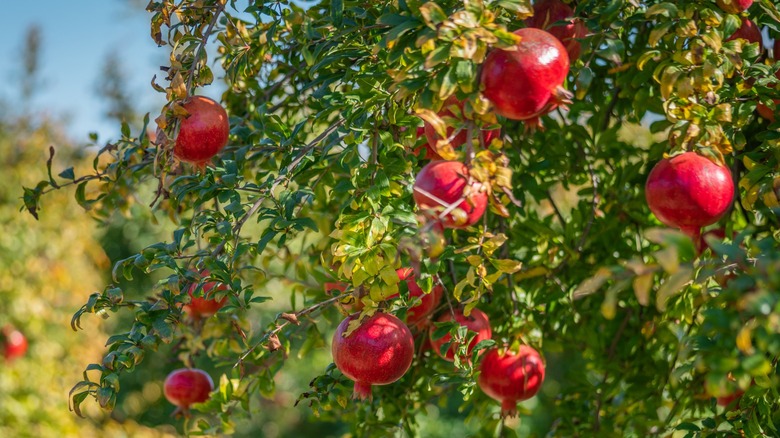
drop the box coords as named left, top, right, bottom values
left=24, top=0, right=780, bottom=435
left=0, top=116, right=174, bottom=437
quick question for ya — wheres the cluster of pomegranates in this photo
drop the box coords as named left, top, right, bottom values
left=329, top=0, right=587, bottom=414
left=330, top=267, right=545, bottom=416
left=158, top=272, right=229, bottom=414
left=414, top=0, right=579, bottom=230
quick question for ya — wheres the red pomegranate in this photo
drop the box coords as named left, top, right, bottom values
left=645, top=152, right=734, bottom=239
left=715, top=0, right=753, bottom=14
left=332, top=312, right=415, bottom=400
left=413, top=161, right=488, bottom=229
left=525, top=0, right=587, bottom=60
left=481, top=28, right=571, bottom=124
left=429, top=308, right=492, bottom=362
left=183, top=270, right=228, bottom=319
left=423, top=96, right=501, bottom=160
left=478, top=345, right=546, bottom=417
left=173, top=95, right=230, bottom=165
left=163, top=368, right=214, bottom=414
left=726, top=18, right=762, bottom=45
left=389, top=268, right=444, bottom=327
left=2, top=326, right=28, bottom=361
left=716, top=389, right=744, bottom=407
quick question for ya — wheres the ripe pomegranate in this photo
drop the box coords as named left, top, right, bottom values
left=478, top=345, right=546, bottom=417
left=715, top=0, right=753, bottom=14
left=413, top=161, right=488, bottom=229
left=163, top=368, right=214, bottom=414
left=481, top=28, right=571, bottom=125
left=389, top=268, right=443, bottom=327
left=525, top=0, right=587, bottom=61
left=423, top=96, right=501, bottom=160
left=184, top=270, right=228, bottom=319
left=332, top=312, right=415, bottom=400
left=716, top=389, right=744, bottom=407
left=173, top=95, right=230, bottom=165
left=1, top=326, right=28, bottom=361
left=726, top=18, right=762, bottom=45
left=645, top=152, right=734, bottom=239
left=429, top=308, right=492, bottom=362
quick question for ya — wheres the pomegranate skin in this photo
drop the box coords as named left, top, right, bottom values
left=413, top=161, right=488, bottom=229
left=173, top=95, right=230, bottom=165
left=423, top=96, right=501, bottom=159
left=645, top=152, right=734, bottom=237
left=184, top=270, right=228, bottom=319
left=478, top=345, right=546, bottom=417
left=715, top=0, right=753, bottom=14
left=525, top=0, right=587, bottom=60
left=429, top=308, right=492, bottom=362
left=2, top=327, right=28, bottom=361
left=163, top=368, right=214, bottom=411
left=717, top=389, right=744, bottom=407
left=390, top=268, right=444, bottom=326
left=726, top=18, right=762, bottom=45
left=332, top=312, right=415, bottom=400
left=481, top=28, right=570, bottom=121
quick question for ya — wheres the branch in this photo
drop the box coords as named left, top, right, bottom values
left=211, top=118, right=345, bottom=257
left=185, top=0, right=226, bottom=94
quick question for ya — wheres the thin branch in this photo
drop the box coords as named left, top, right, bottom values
left=185, top=0, right=227, bottom=94
left=594, top=308, right=633, bottom=432
left=211, top=118, right=345, bottom=257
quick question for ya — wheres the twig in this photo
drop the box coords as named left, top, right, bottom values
left=234, top=290, right=352, bottom=365
left=211, top=118, right=345, bottom=257
left=185, top=0, right=227, bottom=94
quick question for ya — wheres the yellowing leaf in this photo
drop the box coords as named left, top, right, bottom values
left=490, top=259, right=523, bottom=274
left=736, top=325, right=754, bottom=355
left=573, top=267, right=612, bottom=299
left=633, top=273, right=653, bottom=306
left=655, top=267, right=692, bottom=311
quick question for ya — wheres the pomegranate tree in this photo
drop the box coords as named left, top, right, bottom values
left=429, top=308, right=492, bottom=361
left=645, top=152, right=734, bottom=239
left=525, top=0, right=587, bottom=61
left=1, top=326, right=28, bottom=361
left=173, top=95, right=230, bottom=165
left=481, top=28, right=571, bottom=125
left=332, top=312, right=415, bottom=400
left=390, top=268, right=443, bottom=327
left=423, top=96, right=501, bottom=160
left=163, top=368, right=214, bottom=415
left=413, top=161, right=488, bottom=229
left=184, top=270, right=228, bottom=319
left=478, top=345, right=546, bottom=417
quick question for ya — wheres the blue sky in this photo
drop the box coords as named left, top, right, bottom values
left=0, top=1, right=188, bottom=142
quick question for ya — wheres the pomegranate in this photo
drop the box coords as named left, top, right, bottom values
left=726, top=18, right=762, bottom=45
left=163, top=368, right=214, bottom=414
left=1, top=326, right=28, bottom=361
left=481, top=28, right=571, bottom=124
left=413, top=161, right=488, bottom=229
left=429, top=308, right=492, bottom=362
left=389, top=268, right=444, bottom=327
left=423, top=96, right=501, bottom=160
left=173, top=95, right=230, bottom=165
left=183, top=270, right=228, bottom=319
left=645, top=152, right=734, bottom=239
left=717, top=389, right=744, bottom=407
left=525, top=0, right=587, bottom=60
left=478, top=345, right=546, bottom=417
left=332, top=312, right=415, bottom=400
left=715, top=0, right=753, bottom=14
